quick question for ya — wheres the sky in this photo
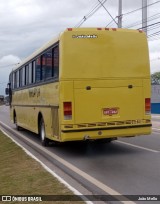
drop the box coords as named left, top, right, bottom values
left=0, top=0, right=160, bottom=95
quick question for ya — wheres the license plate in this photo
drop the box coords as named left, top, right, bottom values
left=103, top=108, right=119, bottom=116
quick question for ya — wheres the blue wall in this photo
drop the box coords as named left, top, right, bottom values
left=151, top=85, right=160, bottom=114
left=151, top=103, right=160, bottom=114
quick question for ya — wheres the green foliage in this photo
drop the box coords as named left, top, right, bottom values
left=151, top=72, right=160, bottom=84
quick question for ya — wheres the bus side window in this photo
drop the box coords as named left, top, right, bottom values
left=41, top=50, right=52, bottom=80
left=13, top=72, right=15, bottom=89
left=29, top=63, right=32, bottom=84
left=14, top=72, right=17, bottom=89
left=25, top=65, right=29, bottom=85
left=42, top=54, right=46, bottom=80
left=32, top=61, right=36, bottom=83
left=45, top=49, right=52, bottom=79
left=35, top=57, right=41, bottom=82
left=16, top=70, right=19, bottom=88
left=53, top=46, right=59, bottom=78
left=19, top=68, right=23, bottom=87
left=22, top=67, right=25, bottom=86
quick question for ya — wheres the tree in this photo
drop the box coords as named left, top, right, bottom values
left=151, top=72, right=160, bottom=85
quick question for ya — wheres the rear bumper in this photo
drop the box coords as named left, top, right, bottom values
left=62, top=124, right=152, bottom=133
left=60, top=124, right=152, bottom=142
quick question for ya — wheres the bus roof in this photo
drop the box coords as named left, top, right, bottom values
left=13, top=35, right=60, bottom=71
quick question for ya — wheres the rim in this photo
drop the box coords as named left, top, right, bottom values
left=41, top=122, right=45, bottom=141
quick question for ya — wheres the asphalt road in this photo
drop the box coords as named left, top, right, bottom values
left=0, top=105, right=160, bottom=204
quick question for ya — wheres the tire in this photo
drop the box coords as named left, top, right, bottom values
left=14, top=113, right=20, bottom=131
left=40, top=118, right=49, bottom=146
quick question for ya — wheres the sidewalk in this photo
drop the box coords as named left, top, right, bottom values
left=152, top=114, right=160, bottom=119
left=151, top=114, right=160, bottom=130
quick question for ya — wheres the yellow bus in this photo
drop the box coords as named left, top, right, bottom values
left=6, top=28, right=152, bottom=146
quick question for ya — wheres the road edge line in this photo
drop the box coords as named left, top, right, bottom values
left=0, top=126, right=93, bottom=204
left=0, top=121, right=136, bottom=204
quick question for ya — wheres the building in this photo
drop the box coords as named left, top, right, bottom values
left=151, top=85, right=160, bottom=114
left=0, top=95, right=4, bottom=104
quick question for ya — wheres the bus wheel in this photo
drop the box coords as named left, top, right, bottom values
left=40, top=118, right=49, bottom=147
left=14, top=113, right=20, bottom=131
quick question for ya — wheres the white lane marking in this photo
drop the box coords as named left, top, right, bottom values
left=116, top=140, right=159, bottom=153
left=0, top=121, right=135, bottom=204
left=0, top=127, right=93, bottom=204
left=152, top=127, right=160, bottom=132
left=152, top=132, right=160, bottom=135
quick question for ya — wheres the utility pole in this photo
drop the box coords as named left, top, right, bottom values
left=118, top=0, right=122, bottom=28
left=142, top=0, right=148, bottom=34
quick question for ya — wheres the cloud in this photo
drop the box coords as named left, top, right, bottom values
left=0, top=55, right=21, bottom=95
left=148, top=40, right=160, bottom=73
left=0, top=0, right=160, bottom=95
left=0, top=55, right=21, bottom=65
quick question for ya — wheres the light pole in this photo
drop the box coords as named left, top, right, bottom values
left=118, top=0, right=122, bottom=28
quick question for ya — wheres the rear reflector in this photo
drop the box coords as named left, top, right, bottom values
left=145, top=98, right=151, bottom=115
left=139, top=30, right=143, bottom=33
left=67, top=28, right=72, bottom=31
left=63, top=102, right=72, bottom=120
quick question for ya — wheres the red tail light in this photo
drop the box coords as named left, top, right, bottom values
left=63, top=102, right=72, bottom=120
left=145, top=98, right=151, bottom=115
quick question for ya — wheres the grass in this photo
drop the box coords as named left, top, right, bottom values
left=0, top=130, right=84, bottom=204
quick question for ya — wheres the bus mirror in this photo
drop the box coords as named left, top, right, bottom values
left=5, top=88, right=9, bottom=95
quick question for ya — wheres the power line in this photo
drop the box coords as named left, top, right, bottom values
left=116, top=0, right=160, bottom=33
left=124, top=13, right=160, bottom=29
left=74, top=0, right=111, bottom=28
left=150, top=25, right=160, bottom=30
left=75, top=0, right=160, bottom=31
left=97, top=0, right=118, bottom=26
left=147, top=29, right=160, bottom=41
left=138, top=21, right=160, bottom=30
left=148, top=35, right=160, bottom=41
left=106, top=17, right=117, bottom=27
left=122, top=0, right=160, bottom=17
left=148, top=30, right=160, bottom=37
left=106, top=1, right=160, bottom=29
left=74, top=0, right=108, bottom=28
